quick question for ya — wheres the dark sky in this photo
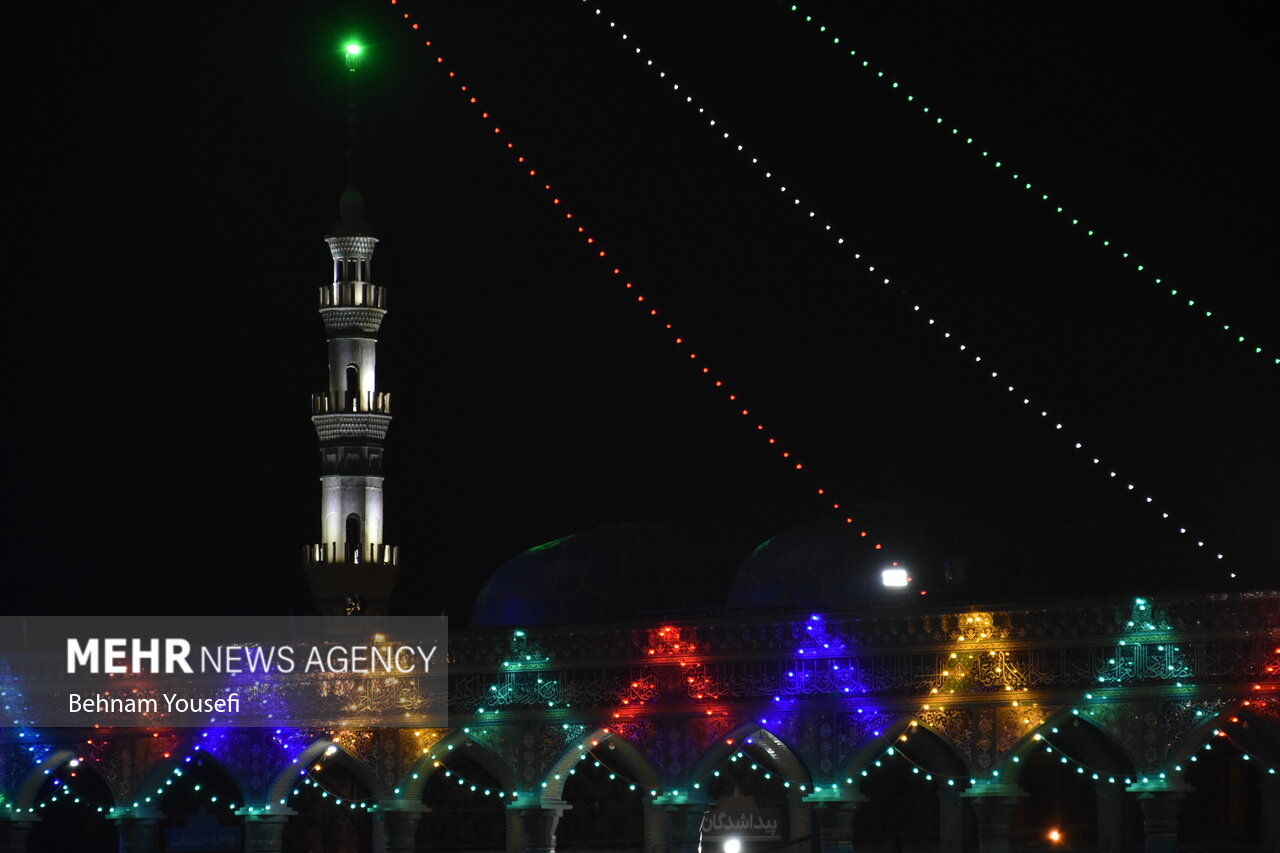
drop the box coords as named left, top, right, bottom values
left=14, top=2, right=1276, bottom=621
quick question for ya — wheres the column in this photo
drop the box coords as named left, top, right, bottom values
left=1095, top=785, right=1127, bottom=853
left=110, top=811, right=161, bottom=853
left=938, top=786, right=964, bottom=853
left=961, top=781, right=1025, bottom=853
left=377, top=801, right=429, bottom=853
left=239, top=810, right=293, bottom=853
left=1128, top=781, right=1192, bottom=853
left=0, top=817, right=37, bottom=853
left=1261, top=775, right=1280, bottom=853
left=647, top=794, right=710, bottom=853
left=802, top=787, right=866, bottom=853
left=506, top=799, right=569, bottom=853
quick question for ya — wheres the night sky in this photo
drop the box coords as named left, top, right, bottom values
left=14, top=2, right=1276, bottom=621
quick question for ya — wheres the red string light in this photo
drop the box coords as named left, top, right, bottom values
left=388, top=1, right=887, bottom=553
left=576, top=0, right=1232, bottom=578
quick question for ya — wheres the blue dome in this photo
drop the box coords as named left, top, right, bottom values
left=470, top=525, right=711, bottom=628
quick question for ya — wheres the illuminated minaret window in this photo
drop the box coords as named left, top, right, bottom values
left=305, top=187, right=399, bottom=615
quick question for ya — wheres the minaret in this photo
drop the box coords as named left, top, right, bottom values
left=304, top=41, right=399, bottom=616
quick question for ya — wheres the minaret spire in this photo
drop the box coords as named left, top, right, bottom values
left=304, top=39, right=399, bottom=616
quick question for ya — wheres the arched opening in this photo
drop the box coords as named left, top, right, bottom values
left=281, top=758, right=374, bottom=853
left=1010, top=718, right=1139, bottom=852
left=1176, top=711, right=1272, bottom=846
left=346, top=513, right=362, bottom=564
left=700, top=739, right=796, bottom=848
left=26, top=760, right=116, bottom=853
left=416, top=747, right=509, bottom=849
left=854, top=721, right=972, bottom=849
left=156, top=751, right=244, bottom=850
left=552, top=742, right=645, bottom=849
left=344, top=365, right=360, bottom=412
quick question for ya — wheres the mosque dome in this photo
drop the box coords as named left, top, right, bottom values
left=470, top=524, right=713, bottom=629
left=727, top=505, right=967, bottom=609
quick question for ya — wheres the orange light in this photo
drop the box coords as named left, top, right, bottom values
left=1047, top=828, right=1063, bottom=844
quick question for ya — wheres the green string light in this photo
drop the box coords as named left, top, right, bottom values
left=570, top=0, right=1233, bottom=576
left=777, top=1, right=1272, bottom=365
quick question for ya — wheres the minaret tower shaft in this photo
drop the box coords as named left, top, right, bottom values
left=304, top=40, right=399, bottom=615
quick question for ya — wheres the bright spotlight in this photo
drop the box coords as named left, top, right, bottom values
left=881, top=567, right=909, bottom=587
left=1047, top=828, right=1063, bottom=844
left=723, top=839, right=742, bottom=853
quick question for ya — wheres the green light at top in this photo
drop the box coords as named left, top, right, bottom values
left=346, top=43, right=362, bottom=56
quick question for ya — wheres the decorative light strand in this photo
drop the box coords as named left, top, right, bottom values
left=1173, top=725, right=1278, bottom=777
left=576, top=1, right=1232, bottom=575
left=1020, top=730, right=1140, bottom=786
left=387, top=0, right=886, bottom=553
left=549, top=743, right=648, bottom=795
left=854, top=722, right=968, bottom=786
left=778, top=2, right=1275, bottom=366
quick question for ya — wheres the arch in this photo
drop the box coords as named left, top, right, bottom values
left=13, top=748, right=117, bottom=812
left=1165, top=699, right=1280, bottom=772
left=539, top=726, right=664, bottom=802
left=1003, top=708, right=1136, bottom=785
left=345, top=513, right=362, bottom=563
left=684, top=722, right=812, bottom=791
left=264, top=739, right=379, bottom=808
left=835, top=713, right=970, bottom=784
left=396, top=729, right=515, bottom=801
left=344, top=364, right=360, bottom=411
left=134, top=744, right=246, bottom=812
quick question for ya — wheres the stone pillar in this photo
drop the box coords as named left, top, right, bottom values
left=1261, top=775, right=1280, bottom=853
left=802, top=787, right=865, bottom=853
left=1128, top=781, right=1192, bottom=853
left=938, top=786, right=964, bottom=853
left=239, top=811, right=293, bottom=853
left=1096, top=785, right=1127, bottom=853
left=0, top=817, right=37, bottom=853
left=110, top=813, right=161, bottom=853
left=506, top=799, right=569, bottom=853
left=647, top=797, right=709, bottom=853
left=377, top=801, right=429, bottom=853
left=961, top=782, right=1025, bottom=853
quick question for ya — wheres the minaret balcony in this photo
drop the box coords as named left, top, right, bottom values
left=319, top=282, right=386, bottom=310
left=320, top=305, right=386, bottom=335
left=305, top=542, right=398, bottom=566
left=312, top=391, right=391, bottom=415
left=312, top=412, right=392, bottom=443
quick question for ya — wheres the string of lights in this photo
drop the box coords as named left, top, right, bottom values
left=1174, top=727, right=1278, bottom=776
left=386, top=0, right=886, bottom=553
left=853, top=739, right=967, bottom=787
left=573, top=0, right=1233, bottom=577
left=775, top=1, right=1275, bottom=368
